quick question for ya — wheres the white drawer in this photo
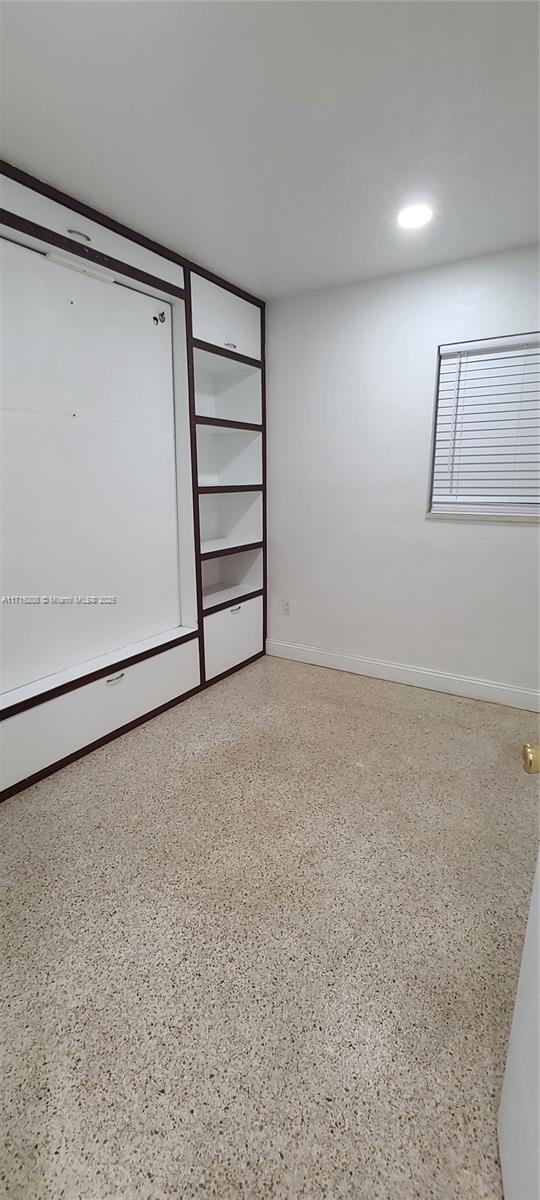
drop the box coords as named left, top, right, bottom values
left=0, top=176, right=185, bottom=292
left=0, top=638, right=200, bottom=791
left=204, top=596, right=263, bottom=681
left=191, top=273, right=261, bottom=361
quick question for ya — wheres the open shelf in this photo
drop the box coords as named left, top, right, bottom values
left=198, top=484, right=262, bottom=494
left=199, top=490, right=262, bottom=558
left=196, top=415, right=262, bottom=432
left=202, top=548, right=263, bottom=612
left=202, top=583, right=263, bottom=611
left=201, top=541, right=263, bottom=561
left=194, top=346, right=262, bottom=424
left=197, top=423, right=262, bottom=487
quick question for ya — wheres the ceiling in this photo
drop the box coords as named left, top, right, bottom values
left=1, top=1, right=538, bottom=299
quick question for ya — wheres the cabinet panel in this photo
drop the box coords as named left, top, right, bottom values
left=191, top=274, right=261, bottom=361
left=204, top=596, right=263, bottom=680
left=0, top=638, right=200, bottom=790
left=0, top=175, right=185, bottom=290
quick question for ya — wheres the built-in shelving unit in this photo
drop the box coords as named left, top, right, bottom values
left=190, top=325, right=266, bottom=659
left=0, top=163, right=266, bottom=800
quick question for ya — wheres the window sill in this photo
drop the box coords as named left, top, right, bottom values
left=426, top=511, right=540, bottom=526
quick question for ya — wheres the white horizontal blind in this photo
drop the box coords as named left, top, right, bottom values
left=430, top=332, right=540, bottom=517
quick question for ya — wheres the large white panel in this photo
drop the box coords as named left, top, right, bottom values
left=191, top=273, right=261, bottom=361
left=0, top=238, right=181, bottom=692
left=204, top=595, right=263, bottom=680
left=0, top=638, right=200, bottom=790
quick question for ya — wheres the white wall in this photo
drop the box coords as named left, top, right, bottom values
left=267, top=246, right=540, bottom=709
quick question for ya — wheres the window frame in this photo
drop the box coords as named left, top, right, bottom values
left=426, top=331, right=540, bottom=524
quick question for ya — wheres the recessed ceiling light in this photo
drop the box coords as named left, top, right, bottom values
left=397, top=203, right=433, bottom=230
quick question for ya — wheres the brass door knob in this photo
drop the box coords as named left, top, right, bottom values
left=522, top=744, right=540, bottom=774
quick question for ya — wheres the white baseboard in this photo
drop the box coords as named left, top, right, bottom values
left=266, top=639, right=540, bottom=712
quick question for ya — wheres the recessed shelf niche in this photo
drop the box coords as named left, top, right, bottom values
left=199, top=491, right=262, bottom=556
left=201, top=548, right=263, bottom=611
left=193, top=347, right=261, bottom=424
left=196, top=423, right=262, bottom=487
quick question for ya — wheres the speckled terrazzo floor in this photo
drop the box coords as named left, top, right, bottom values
left=1, top=657, right=538, bottom=1200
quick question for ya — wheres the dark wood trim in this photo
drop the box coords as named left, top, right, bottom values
left=184, top=270, right=206, bottom=684
left=0, top=683, right=202, bottom=803
left=0, top=159, right=264, bottom=308
left=0, top=630, right=199, bottom=721
left=198, top=485, right=262, bottom=495
left=202, top=650, right=265, bottom=690
left=201, top=541, right=263, bottom=561
left=0, top=210, right=187, bottom=300
left=261, top=306, right=268, bottom=646
left=191, top=338, right=262, bottom=369
left=196, top=415, right=263, bottom=433
left=203, top=588, right=263, bottom=616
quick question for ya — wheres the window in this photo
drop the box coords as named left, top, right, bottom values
left=429, top=332, right=540, bottom=519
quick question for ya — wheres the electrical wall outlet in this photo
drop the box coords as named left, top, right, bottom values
left=282, top=600, right=291, bottom=616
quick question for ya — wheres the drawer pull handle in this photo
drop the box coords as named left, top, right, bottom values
left=67, top=228, right=91, bottom=243
left=224, top=342, right=237, bottom=349
left=106, top=672, right=125, bottom=684
left=230, top=605, right=241, bottom=613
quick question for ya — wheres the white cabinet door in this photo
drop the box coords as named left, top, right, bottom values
left=498, top=857, right=539, bottom=1200
left=191, top=274, right=261, bottom=361
left=204, top=596, right=263, bottom=680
